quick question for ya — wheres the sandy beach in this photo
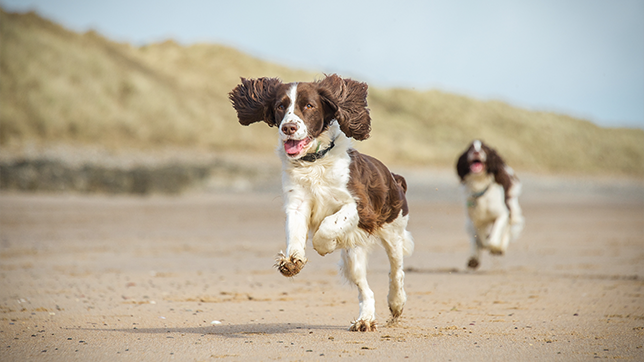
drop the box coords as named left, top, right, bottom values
left=1, top=171, right=643, bottom=361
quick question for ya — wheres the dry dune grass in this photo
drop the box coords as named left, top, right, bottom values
left=1, top=8, right=643, bottom=177
left=364, top=88, right=644, bottom=175
left=0, top=8, right=312, bottom=154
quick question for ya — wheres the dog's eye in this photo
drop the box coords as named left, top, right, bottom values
left=276, top=104, right=285, bottom=111
left=305, top=103, right=313, bottom=109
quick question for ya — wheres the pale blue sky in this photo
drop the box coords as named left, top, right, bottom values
left=3, top=0, right=643, bottom=129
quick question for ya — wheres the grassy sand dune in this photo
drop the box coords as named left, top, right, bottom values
left=1, top=7, right=643, bottom=183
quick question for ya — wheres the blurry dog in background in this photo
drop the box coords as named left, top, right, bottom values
left=456, top=140, right=524, bottom=269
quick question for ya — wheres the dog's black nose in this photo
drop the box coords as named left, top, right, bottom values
left=281, top=122, right=298, bottom=135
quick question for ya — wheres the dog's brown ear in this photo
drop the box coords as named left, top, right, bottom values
left=229, top=77, right=282, bottom=127
left=456, top=150, right=470, bottom=181
left=485, top=145, right=511, bottom=190
left=317, top=74, right=371, bottom=140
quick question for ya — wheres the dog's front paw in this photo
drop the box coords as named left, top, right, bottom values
left=274, top=252, right=307, bottom=277
left=349, top=319, right=377, bottom=332
left=312, top=232, right=337, bottom=256
left=489, top=248, right=504, bottom=256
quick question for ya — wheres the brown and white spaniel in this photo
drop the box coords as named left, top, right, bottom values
left=229, top=74, right=413, bottom=331
left=456, top=140, right=524, bottom=269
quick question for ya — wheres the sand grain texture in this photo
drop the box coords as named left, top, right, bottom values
left=1, top=174, right=643, bottom=361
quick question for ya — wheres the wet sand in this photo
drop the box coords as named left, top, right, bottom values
left=1, top=171, right=643, bottom=361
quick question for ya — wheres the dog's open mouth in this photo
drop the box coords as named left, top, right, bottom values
left=284, top=138, right=312, bottom=157
left=470, top=160, right=484, bottom=173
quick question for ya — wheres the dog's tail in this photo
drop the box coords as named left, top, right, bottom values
left=392, top=173, right=407, bottom=193
left=392, top=172, right=413, bottom=256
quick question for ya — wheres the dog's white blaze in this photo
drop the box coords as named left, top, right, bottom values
left=473, top=140, right=482, bottom=152
left=278, top=83, right=308, bottom=141
left=286, top=83, right=298, bottom=117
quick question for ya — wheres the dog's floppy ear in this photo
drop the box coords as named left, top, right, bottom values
left=456, top=149, right=470, bottom=181
left=229, top=77, right=282, bottom=127
left=317, top=74, right=371, bottom=140
left=485, top=144, right=511, bottom=190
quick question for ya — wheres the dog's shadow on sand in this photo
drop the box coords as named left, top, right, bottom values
left=85, top=323, right=344, bottom=339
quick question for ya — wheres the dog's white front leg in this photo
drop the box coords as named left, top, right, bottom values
left=466, top=219, right=482, bottom=269
left=276, top=197, right=310, bottom=277
left=487, top=212, right=509, bottom=255
left=312, top=202, right=359, bottom=256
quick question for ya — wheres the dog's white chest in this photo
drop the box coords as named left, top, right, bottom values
left=284, top=155, right=354, bottom=226
left=466, top=183, right=506, bottom=225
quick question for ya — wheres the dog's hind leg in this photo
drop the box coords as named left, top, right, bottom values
left=508, top=197, right=525, bottom=242
left=379, top=214, right=412, bottom=321
left=487, top=212, right=509, bottom=255
left=340, top=246, right=377, bottom=331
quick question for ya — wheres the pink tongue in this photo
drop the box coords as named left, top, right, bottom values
left=471, top=162, right=484, bottom=173
left=284, top=139, right=307, bottom=156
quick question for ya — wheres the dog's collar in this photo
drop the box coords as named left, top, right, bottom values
left=467, top=184, right=491, bottom=208
left=299, top=140, right=335, bottom=162
left=470, top=184, right=490, bottom=199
